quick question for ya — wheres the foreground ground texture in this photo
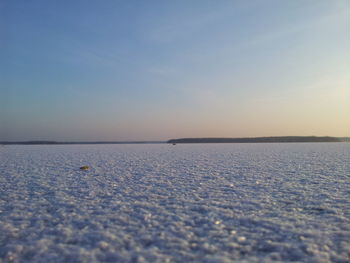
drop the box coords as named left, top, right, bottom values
left=0, top=143, right=349, bottom=262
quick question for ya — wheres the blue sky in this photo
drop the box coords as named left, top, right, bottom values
left=1, top=0, right=349, bottom=141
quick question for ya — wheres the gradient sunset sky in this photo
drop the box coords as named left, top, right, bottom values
left=1, top=0, right=349, bottom=141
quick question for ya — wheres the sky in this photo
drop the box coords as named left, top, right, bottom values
left=1, top=0, right=350, bottom=141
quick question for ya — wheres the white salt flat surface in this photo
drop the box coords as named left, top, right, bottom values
left=0, top=143, right=349, bottom=262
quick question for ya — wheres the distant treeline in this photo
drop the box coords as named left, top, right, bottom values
left=167, top=136, right=343, bottom=144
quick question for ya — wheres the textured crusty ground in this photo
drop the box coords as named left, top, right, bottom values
left=0, top=143, right=349, bottom=262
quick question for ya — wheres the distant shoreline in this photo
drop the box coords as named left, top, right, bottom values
left=1, top=136, right=349, bottom=145
left=0, top=141, right=165, bottom=145
left=167, top=136, right=349, bottom=144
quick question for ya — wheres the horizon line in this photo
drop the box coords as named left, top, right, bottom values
left=1, top=136, right=350, bottom=145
